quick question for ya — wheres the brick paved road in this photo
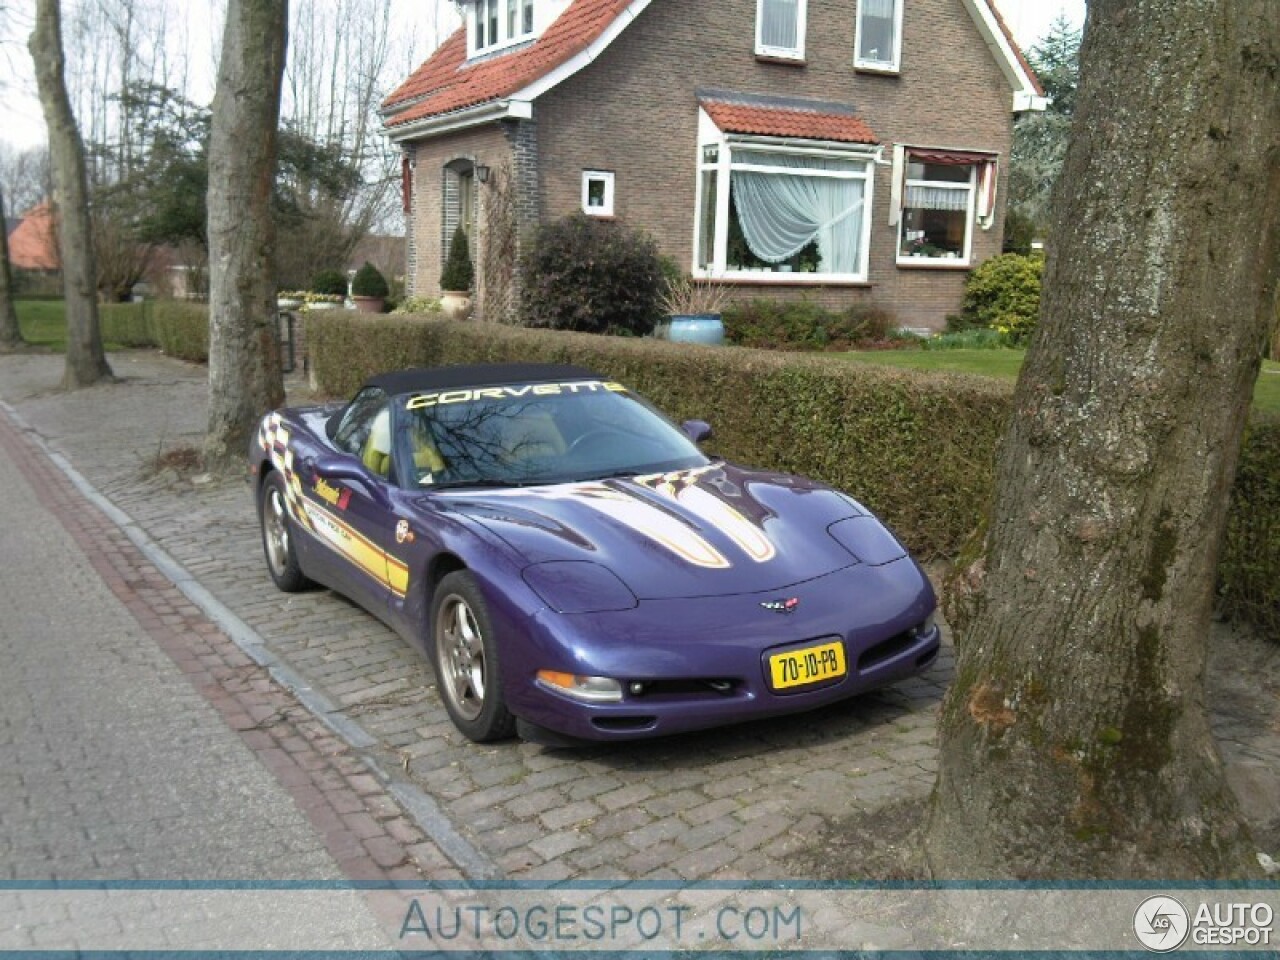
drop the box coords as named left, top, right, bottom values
left=1, top=350, right=1275, bottom=883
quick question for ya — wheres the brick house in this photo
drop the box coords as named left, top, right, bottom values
left=381, top=0, right=1043, bottom=331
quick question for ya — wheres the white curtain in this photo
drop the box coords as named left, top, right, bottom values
left=760, top=0, right=798, bottom=49
left=860, top=0, right=896, bottom=18
left=905, top=185, right=969, bottom=211
left=731, top=152, right=865, bottom=274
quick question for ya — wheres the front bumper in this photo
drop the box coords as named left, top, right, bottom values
left=502, top=558, right=939, bottom=741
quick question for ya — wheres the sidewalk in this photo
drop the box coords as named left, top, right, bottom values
left=1, top=349, right=1275, bottom=882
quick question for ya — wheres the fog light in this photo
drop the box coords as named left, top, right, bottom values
left=911, top=613, right=937, bottom=637
left=537, top=670, right=623, bottom=703
left=629, top=682, right=646, bottom=696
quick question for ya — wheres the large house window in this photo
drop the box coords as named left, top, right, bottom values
left=855, top=0, right=902, bottom=72
left=469, top=0, right=535, bottom=56
left=694, top=133, right=874, bottom=283
left=895, top=148, right=998, bottom=266
left=755, top=0, right=806, bottom=60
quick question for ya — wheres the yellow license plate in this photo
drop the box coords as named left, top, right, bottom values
left=768, top=641, right=847, bottom=690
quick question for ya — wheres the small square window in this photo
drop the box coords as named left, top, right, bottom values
left=582, top=170, right=615, bottom=217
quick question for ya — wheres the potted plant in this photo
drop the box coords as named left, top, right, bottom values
left=658, top=275, right=728, bottom=345
left=439, top=225, right=474, bottom=320
left=351, top=261, right=389, bottom=313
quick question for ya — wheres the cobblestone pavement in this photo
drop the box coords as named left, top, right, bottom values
left=1, top=350, right=1276, bottom=883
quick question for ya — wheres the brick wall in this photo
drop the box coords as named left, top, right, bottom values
left=532, top=0, right=1016, bottom=331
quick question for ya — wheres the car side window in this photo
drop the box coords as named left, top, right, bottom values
left=333, top=388, right=388, bottom=459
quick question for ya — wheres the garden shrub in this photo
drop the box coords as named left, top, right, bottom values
left=1219, top=415, right=1280, bottom=635
left=352, top=261, right=389, bottom=299
left=305, top=311, right=1280, bottom=634
left=520, top=214, right=664, bottom=337
left=440, top=225, right=474, bottom=293
left=723, top=299, right=897, bottom=351
left=961, top=252, right=1044, bottom=345
left=100, top=303, right=155, bottom=347
left=97, top=300, right=210, bottom=362
left=311, top=270, right=347, bottom=297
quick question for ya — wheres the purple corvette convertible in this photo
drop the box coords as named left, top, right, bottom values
left=250, top=363, right=939, bottom=744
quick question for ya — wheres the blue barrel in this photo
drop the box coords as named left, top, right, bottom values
left=667, top=313, right=725, bottom=345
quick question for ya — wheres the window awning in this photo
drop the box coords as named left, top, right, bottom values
left=700, top=95, right=878, bottom=146
left=907, top=147, right=996, bottom=165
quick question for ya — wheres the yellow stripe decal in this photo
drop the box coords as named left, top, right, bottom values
left=300, top=498, right=409, bottom=597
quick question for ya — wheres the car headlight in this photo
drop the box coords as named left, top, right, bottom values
left=827, top=516, right=907, bottom=566
left=536, top=671, right=624, bottom=703
left=522, top=560, right=637, bottom=614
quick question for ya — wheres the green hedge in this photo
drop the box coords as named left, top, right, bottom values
left=306, top=313, right=1280, bottom=632
left=99, top=301, right=210, bottom=362
left=308, top=313, right=1012, bottom=560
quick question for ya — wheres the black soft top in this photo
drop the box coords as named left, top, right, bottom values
left=364, top=363, right=605, bottom=396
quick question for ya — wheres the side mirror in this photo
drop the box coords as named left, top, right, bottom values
left=682, top=419, right=713, bottom=444
left=311, top=453, right=391, bottom=507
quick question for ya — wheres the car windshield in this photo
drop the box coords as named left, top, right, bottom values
left=397, top=379, right=709, bottom=488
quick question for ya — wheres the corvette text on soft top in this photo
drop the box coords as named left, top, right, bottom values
left=405, top=380, right=627, bottom=410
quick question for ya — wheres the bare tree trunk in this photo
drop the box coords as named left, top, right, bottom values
left=925, top=0, right=1280, bottom=880
left=0, top=186, right=26, bottom=351
left=29, top=0, right=113, bottom=388
left=204, top=0, right=287, bottom=471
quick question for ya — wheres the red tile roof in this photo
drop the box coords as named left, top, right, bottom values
left=701, top=100, right=878, bottom=145
left=381, top=0, right=1042, bottom=130
left=382, top=0, right=635, bottom=127
left=8, top=202, right=59, bottom=272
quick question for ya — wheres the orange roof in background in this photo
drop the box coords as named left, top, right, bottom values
left=701, top=99, right=878, bottom=145
left=8, top=202, right=59, bottom=271
left=382, top=0, right=635, bottom=128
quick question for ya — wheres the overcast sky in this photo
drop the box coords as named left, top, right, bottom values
left=0, top=0, right=1086, bottom=152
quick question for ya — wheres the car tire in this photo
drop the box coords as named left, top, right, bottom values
left=259, top=471, right=311, bottom=593
left=430, top=571, right=516, bottom=742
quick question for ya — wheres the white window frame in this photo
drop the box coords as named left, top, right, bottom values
left=896, top=159, right=977, bottom=267
left=691, top=115, right=875, bottom=285
left=755, top=0, right=807, bottom=60
left=854, top=0, right=904, bottom=73
left=467, top=0, right=537, bottom=58
left=581, top=170, right=615, bottom=217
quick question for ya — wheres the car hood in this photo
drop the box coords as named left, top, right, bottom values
left=438, top=463, right=884, bottom=600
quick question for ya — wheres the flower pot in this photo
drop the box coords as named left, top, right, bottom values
left=440, top=291, right=473, bottom=321
left=668, top=313, right=724, bottom=346
left=353, top=296, right=385, bottom=314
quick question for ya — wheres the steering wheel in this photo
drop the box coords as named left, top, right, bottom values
left=567, top=429, right=616, bottom=457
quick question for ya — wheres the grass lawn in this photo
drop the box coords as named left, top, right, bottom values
left=14, top=300, right=69, bottom=351
left=837, top=347, right=1280, bottom=417
left=15, top=299, right=131, bottom=353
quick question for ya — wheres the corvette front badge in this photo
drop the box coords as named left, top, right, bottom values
left=761, top=597, right=800, bottom=614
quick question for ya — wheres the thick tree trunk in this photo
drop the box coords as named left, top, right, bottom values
left=28, top=0, right=113, bottom=387
left=0, top=186, right=26, bottom=351
left=204, top=0, right=287, bottom=471
left=925, top=0, right=1280, bottom=879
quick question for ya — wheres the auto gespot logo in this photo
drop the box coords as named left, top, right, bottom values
left=405, top=380, right=627, bottom=410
